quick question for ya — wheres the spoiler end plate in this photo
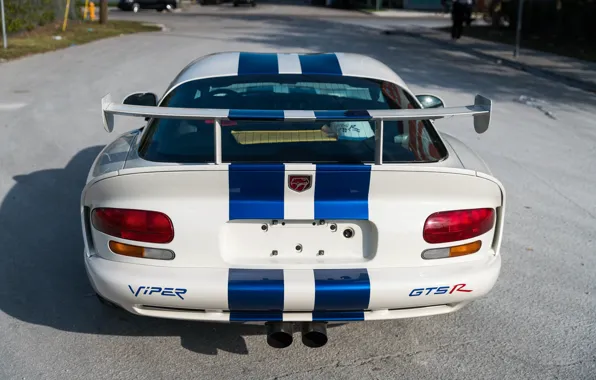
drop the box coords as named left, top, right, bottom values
left=101, top=93, right=114, bottom=133
left=473, top=94, right=492, bottom=134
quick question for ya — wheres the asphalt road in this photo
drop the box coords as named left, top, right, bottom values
left=0, top=3, right=595, bottom=379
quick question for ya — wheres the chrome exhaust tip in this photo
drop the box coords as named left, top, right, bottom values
left=266, top=322, right=294, bottom=348
left=301, top=322, right=328, bottom=348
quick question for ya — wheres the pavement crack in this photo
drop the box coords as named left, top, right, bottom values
left=269, top=341, right=476, bottom=379
left=269, top=361, right=341, bottom=380
left=497, top=352, right=596, bottom=370
left=340, top=340, right=476, bottom=368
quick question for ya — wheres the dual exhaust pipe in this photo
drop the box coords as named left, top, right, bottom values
left=266, top=322, right=328, bottom=348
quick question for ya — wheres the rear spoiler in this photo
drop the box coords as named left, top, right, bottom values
left=101, top=93, right=492, bottom=164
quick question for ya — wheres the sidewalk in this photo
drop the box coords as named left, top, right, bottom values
left=381, top=25, right=596, bottom=95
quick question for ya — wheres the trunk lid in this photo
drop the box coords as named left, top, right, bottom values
left=84, top=164, right=504, bottom=269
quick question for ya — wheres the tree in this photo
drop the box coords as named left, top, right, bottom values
left=99, top=0, right=107, bottom=24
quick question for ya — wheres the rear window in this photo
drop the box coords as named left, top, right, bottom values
left=138, top=75, right=447, bottom=164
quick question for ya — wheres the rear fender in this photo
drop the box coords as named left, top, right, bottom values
left=476, top=171, right=506, bottom=255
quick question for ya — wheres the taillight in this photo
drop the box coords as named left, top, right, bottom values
left=423, top=208, right=495, bottom=244
left=91, top=208, right=174, bottom=244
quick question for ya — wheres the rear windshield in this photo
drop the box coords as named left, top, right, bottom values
left=138, top=75, right=447, bottom=164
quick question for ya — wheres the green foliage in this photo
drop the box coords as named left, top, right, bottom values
left=1, top=20, right=161, bottom=61
left=500, top=0, right=596, bottom=40
left=1, top=0, right=79, bottom=33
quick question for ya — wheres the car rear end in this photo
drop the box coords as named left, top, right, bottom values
left=82, top=72, right=505, bottom=347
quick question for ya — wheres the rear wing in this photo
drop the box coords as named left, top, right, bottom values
left=101, top=93, right=492, bottom=165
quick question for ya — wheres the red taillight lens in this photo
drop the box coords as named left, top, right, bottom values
left=423, top=208, right=495, bottom=244
left=91, top=208, right=174, bottom=244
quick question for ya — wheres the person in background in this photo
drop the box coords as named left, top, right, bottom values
left=451, top=0, right=473, bottom=40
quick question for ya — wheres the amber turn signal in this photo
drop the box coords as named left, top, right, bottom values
left=109, top=241, right=144, bottom=257
left=449, top=240, right=482, bottom=257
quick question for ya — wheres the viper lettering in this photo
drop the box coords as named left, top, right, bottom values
left=128, top=285, right=187, bottom=300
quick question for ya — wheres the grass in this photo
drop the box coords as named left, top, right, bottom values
left=436, top=25, right=596, bottom=63
left=0, top=20, right=161, bottom=61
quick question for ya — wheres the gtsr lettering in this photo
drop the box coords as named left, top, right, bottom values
left=128, top=285, right=187, bottom=300
left=409, top=283, right=472, bottom=297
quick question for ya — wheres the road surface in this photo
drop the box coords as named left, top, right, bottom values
left=0, top=3, right=594, bottom=379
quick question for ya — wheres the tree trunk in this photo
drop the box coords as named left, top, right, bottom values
left=100, top=0, right=107, bottom=24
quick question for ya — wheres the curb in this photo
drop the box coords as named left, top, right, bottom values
left=355, top=8, right=449, bottom=18
left=352, top=9, right=377, bottom=16
left=381, top=28, right=596, bottom=95
left=142, top=23, right=170, bottom=32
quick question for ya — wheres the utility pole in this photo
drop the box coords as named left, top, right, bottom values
left=1, top=0, right=7, bottom=49
left=513, top=0, right=524, bottom=58
left=100, top=0, right=108, bottom=24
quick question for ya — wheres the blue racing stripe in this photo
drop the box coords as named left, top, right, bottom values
left=228, top=269, right=284, bottom=311
left=313, top=110, right=372, bottom=121
left=298, top=53, right=342, bottom=75
left=228, top=109, right=285, bottom=121
left=238, top=52, right=279, bottom=75
left=313, top=269, right=371, bottom=311
left=314, top=164, right=371, bottom=220
left=230, top=311, right=284, bottom=322
left=312, top=311, right=365, bottom=322
left=229, top=164, right=285, bottom=220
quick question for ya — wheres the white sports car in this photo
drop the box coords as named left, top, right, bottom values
left=82, top=52, right=505, bottom=349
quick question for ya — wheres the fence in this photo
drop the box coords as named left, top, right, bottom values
left=488, top=0, right=595, bottom=40
left=1, top=0, right=77, bottom=33
left=521, top=0, right=595, bottom=40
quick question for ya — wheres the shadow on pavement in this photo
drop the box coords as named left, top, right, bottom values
left=0, top=146, right=312, bottom=355
left=151, top=10, right=595, bottom=109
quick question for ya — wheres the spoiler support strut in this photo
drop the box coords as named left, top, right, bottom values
left=375, top=119, right=384, bottom=165
left=214, top=119, right=222, bottom=165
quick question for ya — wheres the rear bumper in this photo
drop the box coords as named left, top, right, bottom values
left=85, top=253, right=501, bottom=323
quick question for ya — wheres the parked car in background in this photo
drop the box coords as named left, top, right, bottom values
left=233, top=0, right=256, bottom=6
left=118, top=0, right=179, bottom=12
